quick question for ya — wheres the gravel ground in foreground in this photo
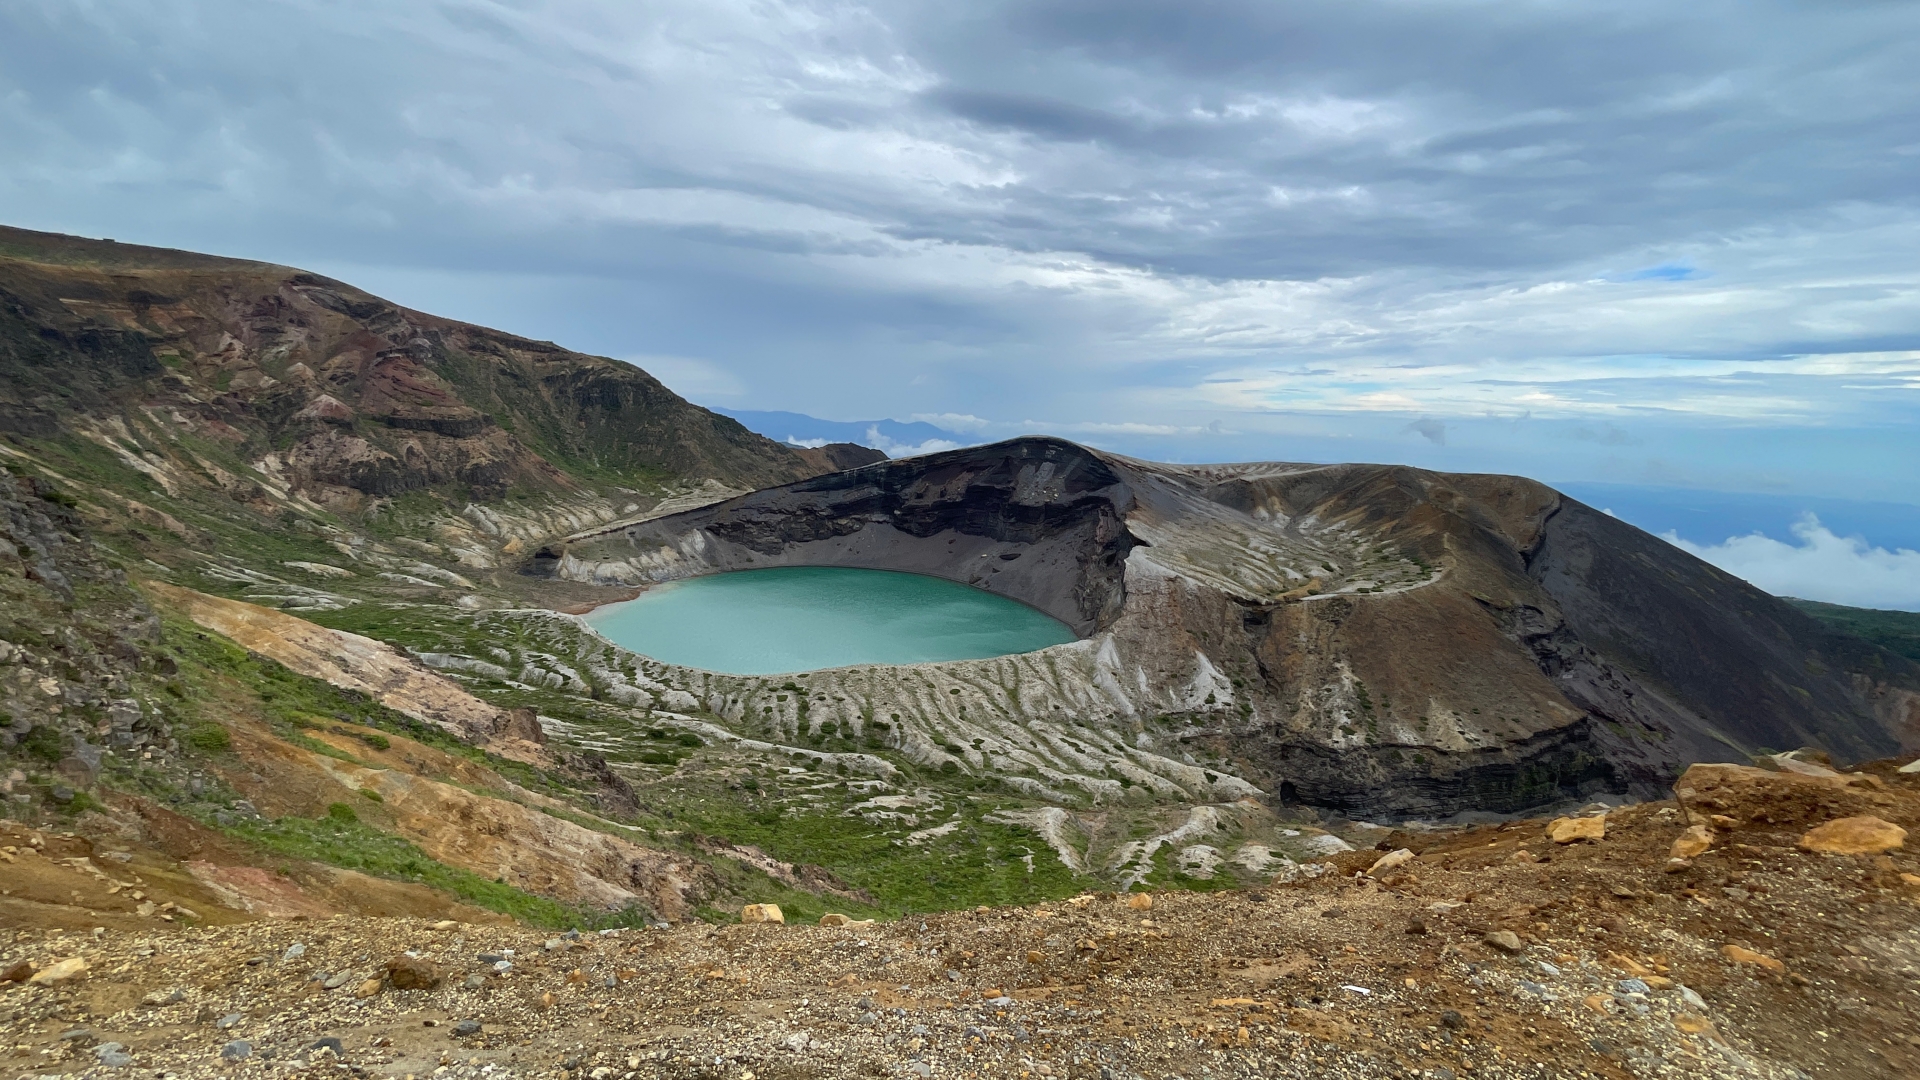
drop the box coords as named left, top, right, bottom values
left=5, top=789, right=1919, bottom=1080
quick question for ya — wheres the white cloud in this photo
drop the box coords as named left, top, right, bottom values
left=784, top=436, right=829, bottom=448
left=864, top=426, right=961, bottom=458
left=1663, top=515, right=1920, bottom=612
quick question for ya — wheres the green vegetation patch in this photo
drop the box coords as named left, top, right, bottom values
left=1789, top=598, right=1920, bottom=662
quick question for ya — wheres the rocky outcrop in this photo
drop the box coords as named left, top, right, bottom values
left=144, top=582, right=546, bottom=762
left=540, top=438, right=1920, bottom=819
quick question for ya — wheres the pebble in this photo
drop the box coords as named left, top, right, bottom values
left=454, top=1020, right=483, bottom=1036
left=215, top=1012, right=243, bottom=1030
left=282, top=942, right=306, bottom=960
left=1484, top=930, right=1525, bottom=953
left=220, top=1040, right=252, bottom=1063
left=93, top=1042, right=132, bottom=1068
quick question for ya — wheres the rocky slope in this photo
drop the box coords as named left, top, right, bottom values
left=4, top=758, right=1918, bottom=1079
left=544, top=438, right=1920, bottom=818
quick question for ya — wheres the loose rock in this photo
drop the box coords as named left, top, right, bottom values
left=1484, top=930, right=1526, bottom=954
left=1798, top=815, right=1906, bottom=855
left=1547, top=815, right=1606, bottom=844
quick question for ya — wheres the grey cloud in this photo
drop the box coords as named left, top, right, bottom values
left=0, top=0, right=1916, bottom=501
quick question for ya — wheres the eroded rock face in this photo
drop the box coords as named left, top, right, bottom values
left=541, top=438, right=1919, bottom=819
left=539, top=438, right=1136, bottom=635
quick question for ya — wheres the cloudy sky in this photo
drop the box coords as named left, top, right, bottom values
left=4, top=0, right=1919, bottom=601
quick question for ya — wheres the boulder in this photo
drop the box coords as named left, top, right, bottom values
left=819, top=913, right=852, bottom=927
left=1798, top=815, right=1906, bottom=855
left=741, top=903, right=784, bottom=924
left=384, top=954, right=443, bottom=990
left=1126, top=893, right=1154, bottom=911
left=1673, top=762, right=1895, bottom=835
left=1547, top=816, right=1605, bottom=844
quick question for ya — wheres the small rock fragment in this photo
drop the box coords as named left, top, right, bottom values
left=1673, top=1012, right=1715, bottom=1035
left=819, top=913, right=852, bottom=927
left=282, top=942, right=306, bottom=961
left=93, top=1042, right=131, bottom=1068
left=1670, top=825, right=1713, bottom=860
left=1721, top=944, right=1785, bottom=973
left=454, top=1020, right=482, bottom=1037
left=1798, top=815, right=1906, bottom=856
left=220, top=1040, right=252, bottom=1062
left=354, top=977, right=383, bottom=998
left=1365, top=848, right=1414, bottom=877
left=0, top=959, right=31, bottom=982
left=1484, top=930, right=1526, bottom=954
left=1126, top=893, right=1153, bottom=911
left=1547, top=816, right=1605, bottom=844
left=741, top=903, right=785, bottom=924
left=309, top=1037, right=345, bottom=1058
left=28, top=957, right=87, bottom=985
left=215, top=1013, right=243, bottom=1030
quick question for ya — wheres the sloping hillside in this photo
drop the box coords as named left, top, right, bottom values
left=0, top=225, right=875, bottom=508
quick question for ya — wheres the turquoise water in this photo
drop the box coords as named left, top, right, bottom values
left=584, top=566, right=1076, bottom=675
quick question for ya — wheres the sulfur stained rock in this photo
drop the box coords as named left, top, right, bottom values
left=741, top=903, right=785, bottom=924
left=27, top=957, right=87, bottom=985
left=1670, top=825, right=1713, bottom=860
left=1721, top=945, right=1785, bottom=973
left=1798, top=815, right=1906, bottom=856
left=1547, top=816, right=1605, bottom=844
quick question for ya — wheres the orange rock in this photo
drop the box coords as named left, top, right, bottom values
left=1798, top=816, right=1906, bottom=856
left=1126, top=893, right=1154, bottom=911
left=1670, top=825, right=1713, bottom=860
left=1673, top=1013, right=1715, bottom=1035
left=1547, top=816, right=1605, bottom=844
left=1721, top=945, right=1784, bottom=973
left=1604, top=952, right=1654, bottom=977
left=1582, top=994, right=1612, bottom=1014
left=741, top=903, right=785, bottom=924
